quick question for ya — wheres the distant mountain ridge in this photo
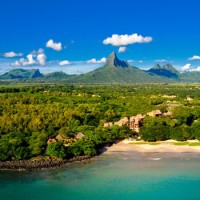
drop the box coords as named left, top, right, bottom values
left=148, top=64, right=180, bottom=78
left=0, top=69, right=43, bottom=79
left=43, top=71, right=75, bottom=79
left=1, top=52, right=200, bottom=83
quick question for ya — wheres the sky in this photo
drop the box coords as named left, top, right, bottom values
left=0, top=0, right=200, bottom=75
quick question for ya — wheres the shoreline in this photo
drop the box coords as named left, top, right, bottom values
left=1, top=140, right=200, bottom=171
left=104, top=139, right=200, bottom=153
left=0, top=155, right=93, bottom=171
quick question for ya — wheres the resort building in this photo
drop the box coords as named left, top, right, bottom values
left=103, top=109, right=173, bottom=133
left=114, top=117, right=129, bottom=126
left=104, top=122, right=113, bottom=127
left=76, top=132, right=85, bottom=139
left=129, top=114, right=145, bottom=133
left=47, top=138, right=56, bottom=144
left=147, top=110, right=162, bottom=117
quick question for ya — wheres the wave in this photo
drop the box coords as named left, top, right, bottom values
left=148, top=157, right=162, bottom=161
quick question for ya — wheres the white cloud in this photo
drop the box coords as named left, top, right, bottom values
left=87, top=57, right=106, bottom=64
left=11, top=49, right=47, bottom=66
left=37, top=53, right=46, bottom=65
left=20, top=54, right=36, bottom=66
left=128, top=60, right=143, bottom=64
left=87, top=59, right=96, bottom=64
left=191, top=66, right=200, bottom=71
left=118, top=46, right=127, bottom=53
left=181, top=63, right=191, bottom=71
left=100, top=57, right=106, bottom=63
left=103, top=33, right=153, bottom=46
left=188, top=55, right=200, bottom=60
left=31, top=48, right=44, bottom=55
left=155, top=59, right=168, bottom=63
left=59, top=60, right=71, bottom=66
left=4, top=51, right=23, bottom=58
left=11, top=60, right=21, bottom=67
left=46, top=39, right=62, bottom=51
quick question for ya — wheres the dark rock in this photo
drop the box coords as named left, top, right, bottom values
left=0, top=156, right=92, bottom=171
left=106, top=52, right=129, bottom=68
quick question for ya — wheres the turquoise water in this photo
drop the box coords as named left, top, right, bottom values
left=1, top=152, right=200, bottom=200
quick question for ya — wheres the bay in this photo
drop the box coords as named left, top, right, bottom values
left=0, top=152, right=200, bottom=200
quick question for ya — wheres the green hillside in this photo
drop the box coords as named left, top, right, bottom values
left=180, top=71, right=200, bottom=82
left=0, top=69, right=43, bottom=79
left=43, top=71, right=75, bottom=80
left=69, top=52, right=171, bottom=84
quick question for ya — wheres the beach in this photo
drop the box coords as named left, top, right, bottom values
left=105, top=139, right=200, bottom=153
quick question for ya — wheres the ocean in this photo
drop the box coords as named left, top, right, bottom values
left=0, top=152, right=200, bottom=200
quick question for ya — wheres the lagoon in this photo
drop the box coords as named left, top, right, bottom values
left=1, top=152, right=200, bottom=200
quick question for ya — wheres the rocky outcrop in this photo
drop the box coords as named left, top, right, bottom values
left=106, top=52, right=129, bottom=68
left=0, top=155, right=92, bottom=171
left=31, top=69, right=43, bottom=78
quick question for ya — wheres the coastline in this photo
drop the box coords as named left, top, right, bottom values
left=104, top=139, right=200, bottom=153
left=2, top=140, right=200, bottom=171
left=0, top=155, right=93, bottom=171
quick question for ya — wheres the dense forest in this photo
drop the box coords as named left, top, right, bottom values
left=1, top=83, right=200, bottom=161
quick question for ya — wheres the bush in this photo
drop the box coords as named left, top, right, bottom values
left=47, top=142, right=66, bottom=159
left=69, top=139, right=97, bottom=156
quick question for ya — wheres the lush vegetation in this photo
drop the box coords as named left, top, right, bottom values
left=1, top=83, right=200, bottom=161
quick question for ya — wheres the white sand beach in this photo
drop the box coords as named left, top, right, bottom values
left=105, top=139, right=200, bottom=153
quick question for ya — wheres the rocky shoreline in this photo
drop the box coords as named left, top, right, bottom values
left=0, top=155, right=93, bottom=171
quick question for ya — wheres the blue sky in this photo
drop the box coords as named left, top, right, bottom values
left=0, top=0, right=200, bottom=74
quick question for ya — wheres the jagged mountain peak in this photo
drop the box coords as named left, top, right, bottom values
left=154, top=63, right=179, bottom=74
left=153, top=64, right=161, bottom=69
left=149, top=63, right=179, bottom=78
left=106, top=52, right=129, bottom=68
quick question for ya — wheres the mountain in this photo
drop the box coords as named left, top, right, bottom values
left=1, top=53, right=200, bottom=84
left=43, top=71, right=75, bottom=80
left=106, top=52, right=129, bottom=67
left=0, top=69, right=75, bottom=82
left=0, top=69, right=43, bottom=79
left=148, top=64, right=180, bottom=78
left=180, top=71, right=200, bottom=82
left=68, top=52, right=171, bottom=84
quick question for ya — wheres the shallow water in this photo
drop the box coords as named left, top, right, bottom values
left=0, top=152, right=200, bottom=200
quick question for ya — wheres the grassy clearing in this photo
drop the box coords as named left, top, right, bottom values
left=171, top=141, right=200, bottom=146
left=171, top=142, right=189, bottom=146
left=128, top=141, right=200, bottom=146
left=188, top=142, right=200, bottom=146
